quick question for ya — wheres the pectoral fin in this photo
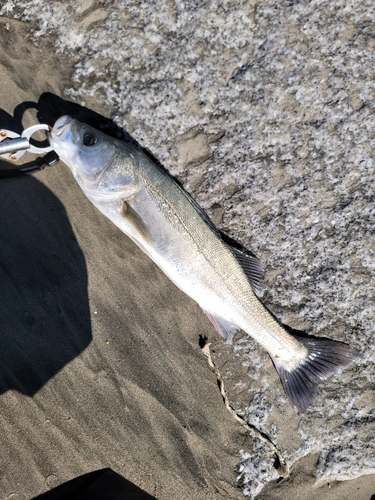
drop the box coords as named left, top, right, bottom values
left=119, top=200, right=154, bottom=245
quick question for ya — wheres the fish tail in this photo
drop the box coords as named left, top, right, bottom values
left=271, top=337, right=359, bottom=415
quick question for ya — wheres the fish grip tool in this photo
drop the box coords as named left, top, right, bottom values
left=0, top=124, right=59, bottom=177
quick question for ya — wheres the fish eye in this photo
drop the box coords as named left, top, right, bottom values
left=83, top=133, right=97, bottom=146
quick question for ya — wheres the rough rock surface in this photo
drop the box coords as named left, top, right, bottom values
left=1, top=1, right=374, bottom=498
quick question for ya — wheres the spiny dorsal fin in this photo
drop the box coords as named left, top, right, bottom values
left=203, top=310, right=239, bottom=344
left=119, top=200, right=155, bottom=246
left=230, top=246, right=265, bottom=295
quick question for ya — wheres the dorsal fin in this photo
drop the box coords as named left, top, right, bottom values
left=230, top=246, right=264, bottom=295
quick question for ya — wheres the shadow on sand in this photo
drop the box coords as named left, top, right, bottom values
left=0, top=174, right=91, bottom=395
left=32, top=468, right=156, bottom=500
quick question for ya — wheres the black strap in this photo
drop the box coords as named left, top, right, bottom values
left=0, top=151, right=59, bottom=178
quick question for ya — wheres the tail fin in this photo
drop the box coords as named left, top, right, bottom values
left=271, top=337, right=359, bottom=415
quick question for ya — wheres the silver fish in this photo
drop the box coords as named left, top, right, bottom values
left=49, top=116, right=358, bottom=414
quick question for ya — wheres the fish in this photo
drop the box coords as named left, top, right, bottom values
left=49, top=115, right=359, bottom=414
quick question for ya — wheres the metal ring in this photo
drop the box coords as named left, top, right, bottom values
left=22, top=124, right=53, bottom=154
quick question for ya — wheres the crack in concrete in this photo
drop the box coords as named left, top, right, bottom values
left=201, top=341, right=290, bottom=478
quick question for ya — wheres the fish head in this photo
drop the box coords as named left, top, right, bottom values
left=49, top=116, right=139, bottom=201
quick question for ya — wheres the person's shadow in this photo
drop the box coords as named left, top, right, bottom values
left=0, top=173, right=91, bottom=395
left=0, top=93, right=119, bottom=396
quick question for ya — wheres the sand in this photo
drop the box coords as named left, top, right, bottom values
left=0, top=2, right=375, bottom=499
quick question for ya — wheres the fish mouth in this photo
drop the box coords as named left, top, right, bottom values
left=48, top=115, right=77, bottom=158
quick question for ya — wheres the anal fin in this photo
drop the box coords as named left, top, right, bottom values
left=203, top=310, right=239, bottom=344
